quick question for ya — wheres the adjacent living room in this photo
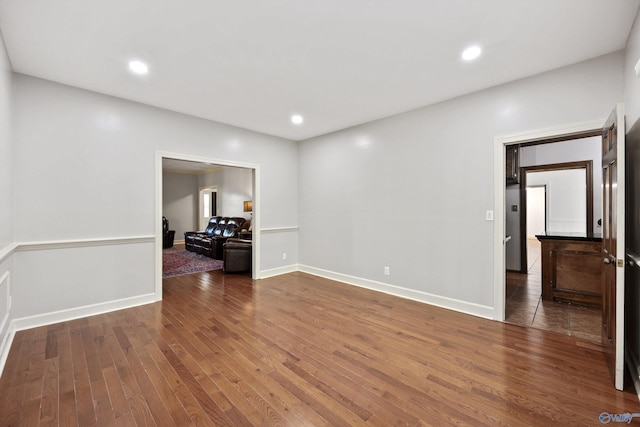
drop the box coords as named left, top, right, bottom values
left=162, top=158, right=253, bottom=278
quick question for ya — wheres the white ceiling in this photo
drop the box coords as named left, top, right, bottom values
left=1, top=0, right=639, bottom=141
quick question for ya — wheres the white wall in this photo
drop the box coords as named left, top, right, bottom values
left=527, top=169, right=587, bottom=233
left=526, top=187, right=546, bottom=239
left=162, top=171, right=198, bottom=240
left=521, top=136, right=602, bottom=229
left=12, top=74, right=299, bottom=320
left=0, top=30, right=13, bottom=367
left=198, top=166, right=253, bottom=220
left=0, top=33, right=12, bottom=251
left=298, top=52, right=624, bottom=316
left=625, top=8, right=640, bottom=129
left=220, top=166, right=253, bottom=220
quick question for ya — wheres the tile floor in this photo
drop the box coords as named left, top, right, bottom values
left=505, top=239, right=602, bottom=343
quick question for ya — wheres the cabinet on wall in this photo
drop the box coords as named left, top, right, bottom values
left=506, top=145, right=520, bottom=184
left=536, top=233, right=602, bottom=307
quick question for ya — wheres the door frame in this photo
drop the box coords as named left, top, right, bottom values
left=493, top=119, right=605, bottom=321
left=155, top=151, right=261, bottom=302
left=519, top=161, right=594, bottom=273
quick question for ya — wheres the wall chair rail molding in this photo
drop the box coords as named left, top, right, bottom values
left=0, top=243, right=17, bottom=264
left=261, top=226, right=298, bottom=233
left=14, top=235, right=155, bottom=252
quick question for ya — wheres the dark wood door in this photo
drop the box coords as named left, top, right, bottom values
left=625, top=119, right=640, bottom=396
left=602, top=105, right=625, bottom=390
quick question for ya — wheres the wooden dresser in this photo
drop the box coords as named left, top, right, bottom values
left=536, top=232, right=602, bottom=308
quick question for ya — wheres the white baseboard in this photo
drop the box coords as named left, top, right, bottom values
left=0, top=271, right=10, bottom=343
left=260, top=264, right=299, bottom=279
left=0, top=327, right=15, bottom=380
left=0, top=293, right=157, bottom=376
left=0, top=271, right=11, bottom=379
left=298, top=264, right=495, bottom=320
left=626, top=349, right=640, bottom=403
left=11, top=293, right=157, bottom=332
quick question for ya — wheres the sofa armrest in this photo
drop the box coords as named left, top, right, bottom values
left=225, top=238, right=252, bottom=245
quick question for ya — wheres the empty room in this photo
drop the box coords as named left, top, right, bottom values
left=2, top=1, right=640, bottom=425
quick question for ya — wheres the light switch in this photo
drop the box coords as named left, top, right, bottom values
left=486, top=210, right=494, bottom=221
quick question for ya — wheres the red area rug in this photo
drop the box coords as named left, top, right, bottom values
left=163, top=247, right=223, bottom=278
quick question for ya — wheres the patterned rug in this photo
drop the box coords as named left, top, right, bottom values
left=163, top=247, right=223, bottom=278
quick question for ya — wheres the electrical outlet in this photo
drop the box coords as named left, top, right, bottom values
left=282, top=252, right=287, bottom=260
left=384, top=266, right=390, bottom=276
left=486, top=210, right=494, bottom=221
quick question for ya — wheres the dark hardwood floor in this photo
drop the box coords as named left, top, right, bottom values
left=1, top=270, right=639, bottom=426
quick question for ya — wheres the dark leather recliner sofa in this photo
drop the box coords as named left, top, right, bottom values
left=185, top=217, right=248, bottom=260
left=184, top=216, right=222, bottom=251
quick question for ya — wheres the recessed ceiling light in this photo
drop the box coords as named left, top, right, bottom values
left=291, top=114, right=304, bottom=125
left=128, top=60, right=149, bottom=75
left=461, top=46, right=482, bottom=61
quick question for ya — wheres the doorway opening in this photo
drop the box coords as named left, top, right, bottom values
left=493, top=120, right=603, bottom=322
left=519, top=160, right=593, bottom=273
left=155, top=152, right=261, bottom=301
left=505, top=158, right=601, bottom=340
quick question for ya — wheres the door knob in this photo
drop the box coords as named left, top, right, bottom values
left=603, top=258, right=612, bottom=264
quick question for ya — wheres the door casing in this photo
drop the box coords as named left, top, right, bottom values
left=155, top=151, right=261, bottom=301
left=494, top=119, right=606, bottom=321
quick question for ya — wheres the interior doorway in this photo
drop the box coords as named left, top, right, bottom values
left=505, top=149, right=600, bottom=339
left=519, top=161, right=593, bottom=273
left=155, top=152, right=261, bottom=301
left=494, top=120, right=604, bottom=322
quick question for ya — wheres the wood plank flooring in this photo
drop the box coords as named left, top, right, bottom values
left=1, top=270, right=639, bottom=426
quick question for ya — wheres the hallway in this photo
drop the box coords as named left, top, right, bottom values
left=505, top=239, right=602, bottom=342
